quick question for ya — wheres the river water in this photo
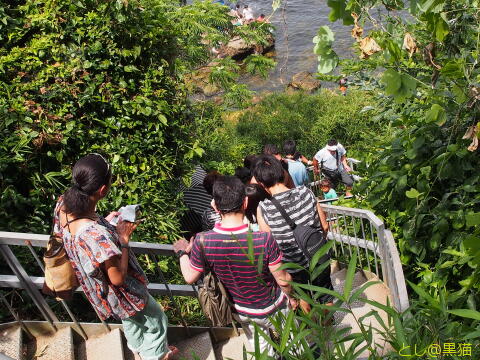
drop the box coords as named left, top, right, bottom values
left=240, top=0, right=357, bottom=92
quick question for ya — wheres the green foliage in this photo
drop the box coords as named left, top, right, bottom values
left=244, top=54, right=276, bottom=78
left=195, top=90, right=392, bottom=175
left=0, top=0, right=272, bottom=241
left=0, top=0, right=210, bottom=240
left=326, top=0, right=358, bottom=25
left=212, top=90, right=391, bottom=166
left=313, top=26, right=339, bottom=74
left=250, top=252, right=480, bottom=359
left=327, top=0, right=480, bottom=311
left=381, top=69, right=417, bottom=103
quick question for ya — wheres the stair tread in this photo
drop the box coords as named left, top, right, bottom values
left=173, top=332, right=215, bottom=360
left=333, top=274, right=393, bottom=358
left=32, top=326, right=74, bottom=360
left=214, top=333, right=250, bottom=360
left=331, top=269, right=368, bottom=295
left=85, top=328, right=125, bottom=360
left=0, top=325, right=22, bottom=360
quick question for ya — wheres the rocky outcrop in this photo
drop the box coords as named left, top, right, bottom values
left=287, top=71, right=321, bottom=92
left=218, top=35, right=275, bottom=60
left=185, top=35, right=276, bottom=96
left=184, top=61, right=221, bottom=96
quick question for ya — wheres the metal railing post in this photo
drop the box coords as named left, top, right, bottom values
left=0, top=290, right=34, bottom=339
left=151, top=255, right=190, bottom=336
left=0, top=244, right=58, bottom=331
left=25, top=241, right=89, bottom=340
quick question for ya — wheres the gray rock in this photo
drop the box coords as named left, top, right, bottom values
left=218, top=35, right=275, bottom=60
left=287, top=71, right=321, bottom=92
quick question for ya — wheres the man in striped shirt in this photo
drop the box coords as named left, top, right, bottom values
left=174, top=176, right=296, bottom=357
left=253, top=155, right=333, bottom=311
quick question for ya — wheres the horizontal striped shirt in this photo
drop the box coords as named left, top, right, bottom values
left=259, top=186, right=320, bottom=272
left=190, top=224, right=286, bottom=318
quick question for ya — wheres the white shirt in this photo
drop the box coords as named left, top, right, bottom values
left=314, top=143, right=346, bottom=171
left=243, top=8, right=254, bottom=21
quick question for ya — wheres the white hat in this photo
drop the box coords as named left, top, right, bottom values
left=326, top=145, right=338, bottom=151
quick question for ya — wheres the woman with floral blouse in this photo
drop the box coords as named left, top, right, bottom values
left=53, top=153, right=177, bottom=360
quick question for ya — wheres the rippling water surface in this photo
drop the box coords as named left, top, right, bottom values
left=239, top=0, right=356, bottom=92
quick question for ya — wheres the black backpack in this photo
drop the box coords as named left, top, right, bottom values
left=270, top=197, right=330, bottom=262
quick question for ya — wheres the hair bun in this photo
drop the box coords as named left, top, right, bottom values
left=72, top=182, right=89, bottom=196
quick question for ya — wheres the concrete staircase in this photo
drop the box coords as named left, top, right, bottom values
left=1, top=270, right=393, bottom=360
left=0, top=323, right=247, bottom=360
left=331, top=266, right=394, bottom=358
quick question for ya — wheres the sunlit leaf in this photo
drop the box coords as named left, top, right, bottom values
left=426, top=104, right=447, bottom=125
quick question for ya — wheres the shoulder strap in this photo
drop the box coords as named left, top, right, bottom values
left=64, top=214, right=97, bottom=233
left=319, top=150, right=325, bottom=170
left=198, top=233, right=210, bottom=271
left=269, top=197, right=296, bottom=230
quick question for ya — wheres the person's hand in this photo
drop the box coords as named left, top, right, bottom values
left=173, top=238, right=193, bottom=255
left=105, top=211, right=120, bottom=222
left=288, top=297, right=299, bottom=310
left=344, top=164, right=352, bottom=173
left=116, top=220, right=138, bottom=245
left=323, top=226, right=329, bottom=239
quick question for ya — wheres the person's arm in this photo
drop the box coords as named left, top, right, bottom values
left=105, top=253, right=128, bottom=287
left=269, top=262, right=298, bottom=309
left=105, top=220, right=137, bottom=286
left=341, top=155, right=352, bottom=172
left=269, top=262, right=292, bottom=294
left=257, top=207, right=271, bottom=232
left=300, top=154, right=311, bottom=165
left=313, top=158, right=320, bottom=175
left=179, top=254, right=202, bottom=284
left=316, top=202, right=329, bottom=234
left=173, top=238, right=202, bottom=284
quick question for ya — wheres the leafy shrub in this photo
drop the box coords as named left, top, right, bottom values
left=199, top=89, right=392, bottom=171
left=249, top=251, right=480, bottom=359
left=327, top=0, right=480, bottom=307
left=0, top=0, right=242, bottom=240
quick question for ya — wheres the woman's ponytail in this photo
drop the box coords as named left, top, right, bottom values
left=63, top=184, right=92, bottom=217
left=63, top=154, right=112, bottom=217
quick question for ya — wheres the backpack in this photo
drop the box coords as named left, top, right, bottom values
left=269, top=197, right=330, bottom=262
left=197, top=234, right=236, bottom=327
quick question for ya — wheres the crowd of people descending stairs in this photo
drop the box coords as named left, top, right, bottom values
left=50, top=139, right=355, bottom=359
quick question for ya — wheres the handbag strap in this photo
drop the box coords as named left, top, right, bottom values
left=64, top=213, right=97, bottom=235
left=269, top=197, right=296, bottom=230
left=197, top=233, right=211, bottom=272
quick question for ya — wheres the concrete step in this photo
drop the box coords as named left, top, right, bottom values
left=331, top=268, right=368, bottom=295
left=84, top=328, right=125, bottom=360
left=332, top=271, right=393, bottom=359
left=214, top=333, right=250, bottom=360
left=174, top=331, right=216, bottom=360
left=0, top=325, right=23, bottom=360
left=28, top=326, right=74, bottom=360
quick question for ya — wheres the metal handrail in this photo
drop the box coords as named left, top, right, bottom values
left=0, top=203, right=409, bottom=330
left=320, top=204, right=409, bottom=313
left=0, top=232, right=193, bottom=337
left=0, top=232, right=174, bottom=255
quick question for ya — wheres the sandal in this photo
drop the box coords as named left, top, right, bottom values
left=162, top=345, right=179, bottom=360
